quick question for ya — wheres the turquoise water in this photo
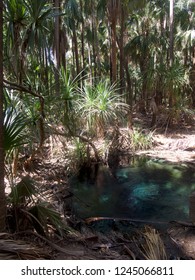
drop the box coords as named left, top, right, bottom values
left=72, top=158, right=195, bottom=222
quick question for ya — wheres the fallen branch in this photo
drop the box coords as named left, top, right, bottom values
left=85, top=216, right=168, bottom=225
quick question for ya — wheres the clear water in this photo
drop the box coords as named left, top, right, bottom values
left=72, top=158, right=195, bottom=222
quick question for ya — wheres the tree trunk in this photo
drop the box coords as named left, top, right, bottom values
left=124, top=59, right=133, bottom=129
left=110, top=20, right=117, bottom=84
left=60, top=27, right=67, bottom=71
left=169, top=0, right=174, bottom=67
left=91, top=0, right=97, bottom=81
left=190, top=46, right=195, bottom=108
left=0, top=0, right=6, bottom=232
left=54, top=0, right=60, bottom=95
left=124, top=59, right=132, bottom=106
left=169, top=0, right=174, bottom=109
left=72, top=26, right=80, bottom=77
left=79, top=0, right=85, bottom=83
left=119, top=3, right=125, bottom=94
left=107, top=0, right=119, bottom=84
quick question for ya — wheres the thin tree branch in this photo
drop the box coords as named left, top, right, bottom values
left=3, top=79, right=43, bottom=100
left=49, top=124, right=100, bottom=162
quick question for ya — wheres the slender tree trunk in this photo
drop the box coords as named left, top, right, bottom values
left=0, top=0, right=6, bottom=232
left=169, top=0, right=174, bottom=67
left=107, top=0, right=119, bottom=84
left=125, top=59, right=132, bottom=107
left=54, top=0, right=60, bottom=95
left=110, top=20, right=117, bottom=84
left=119, top=3, right=125, bottom=95
left=91, top=1, right=97, bottom=81
left=81, top=25, right=85, bottom=76
left=125, top=59, right=133, bottom=130
left=60, top=27, right=67, bottom=71
left=54, top=0, right=67, bottom=73
left=92, top=28, right=97, bottom=80
left=190, top=46, right=195, bottom=108
left=79, top=0, right=85, bottom=83
left=87, top=42, right=93, bottom=85
left=54, top=0, right=60, bottom=69
left=44, top=47, right=49, bottom=92
left=140, top=60, right=147, bottom=113
left=157, top=14, right=166, bottom=106
left=169, top=0, right=174, bottom=108
left=72, top=26, right=80, bottom=77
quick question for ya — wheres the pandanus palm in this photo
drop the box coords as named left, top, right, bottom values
left=22, top=0, right=53, bottom=79
left=4, top=0, right=27, bottom=82
left=76, top=80, right=129, bottom=137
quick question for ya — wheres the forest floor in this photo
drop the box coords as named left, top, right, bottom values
left=137, top=128, right=195, bottom=163
left=3, top=113, right=195, bottom=260
left=134, top=111, right=195, bottom=163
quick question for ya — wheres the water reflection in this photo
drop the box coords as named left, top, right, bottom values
left=72, top=158, right=195, bottom=222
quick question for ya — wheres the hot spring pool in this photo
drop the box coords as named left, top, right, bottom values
left=71, top=157, right=195, bottom=222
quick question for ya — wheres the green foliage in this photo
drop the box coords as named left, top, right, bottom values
left=76, top=80, right=129, bottom=137
left=59, top=68, right=82, bottom=128
left=4, top=0, right=26, bottom=29
left=7, top=176, right=66, bottom=236
left=4, top=0, right=27, bottom=49
left=29, top=202, right=64, bottom=235
left=65, top=138, right=88, bottom=174
left=23, top=0, right=53, bottom=50
left=8, top=176, right=36, bottom=206
left=3, top=0, right=195, bottom=146
left=130, top=128, right=154, bottom=152
left=3, top=106, right=28, bottom=157
left=64, top=0, right=81, bottom=23
left=2, top=0, right=195, bottom=236
left=164, top=61, right=189, bottom=91
left=72, top=138, right=87, bottom=163
left=4, top=90, right=44, bottom=158
left=3, top=89, right=43, bottom=161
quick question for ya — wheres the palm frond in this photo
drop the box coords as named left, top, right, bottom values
left=29, top=202, right=65, bottom=235
left=8, top=176, right=36, bottom=206
left=4, top=106, right=28, bottom=156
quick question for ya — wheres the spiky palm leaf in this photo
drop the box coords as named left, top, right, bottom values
left=164, top=61, right=189, bottom=90
left=29, top=202, right=65, bottom=235
left=22, top=0, right=53, bottom=51
left=76, top=80, right=129, bottom=136
left=4, top=0, right=27, bottom=54
left=8, top=176, right=36, bottom=206
left=4, top=107, right=28, bottom=156
left=7, top=176, right=66, bottom=236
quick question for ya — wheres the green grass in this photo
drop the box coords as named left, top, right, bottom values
left=130, top=128, right=154, bottom=152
